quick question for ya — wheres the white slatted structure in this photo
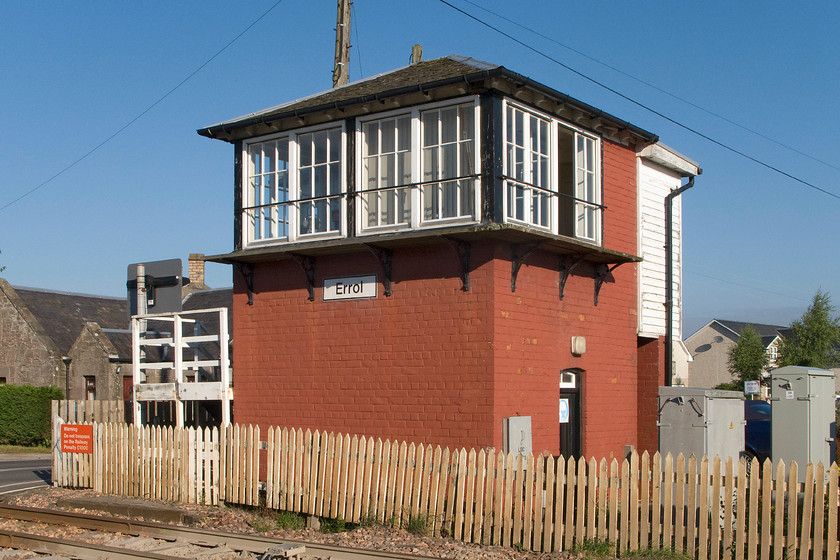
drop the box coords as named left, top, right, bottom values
left=131, top=307, right=231, bottom=427
left=637, top=143, right=700, bottom=343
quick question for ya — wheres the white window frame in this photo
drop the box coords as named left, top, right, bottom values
left=356, top=108, right=415, bottom=232
left=503, top=103, right=554, bottom=231
left=501, top=99, right=602, bottom=244
left=242, top=123, right=346, bottom=247
left=355, top=97, right=481, bottom=236
left=244, top=136, right=291, bottom=244
left=573, top=133, right=600, bottom=242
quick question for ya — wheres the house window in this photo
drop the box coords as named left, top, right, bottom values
left=84, top=376, right=96, bottom=401
left=421, top=103, right=476, bottom=222
left=505, top=105, right=551, bottom=228
left=298, top=128, right=342, bottom=236
left=557, top=127, right=599, bottom=241
left=243, top=125, right=344, bottom=246
left=504, top=101, right=602, bottom=243
left=357, top=99, right=479, bottom=234
left=0, top=377, right=6, bottom=385
left=246, top=138, right=289, bottom=242
left=362, top=116, right=412, bottom=228
left=767, top=345, right=778, bottom=362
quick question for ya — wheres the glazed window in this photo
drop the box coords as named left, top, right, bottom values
left=297, top=129, right=343, bottom=236
left=246, top=138, right=289, bottom=242
left=557, top=126, right=600, bottom=242
left=357, top=99, right=479, bottom=233
left=420, top=103, right=476, bottom=222
left=243, top=125, right=344, bottom=245
left=85, top=376, right=96, bottom=400
left=505, top=105, right=551, bottom=228
left=504, top=101, right=602, bottom=244
left=362, top=116, right=412, bottom=228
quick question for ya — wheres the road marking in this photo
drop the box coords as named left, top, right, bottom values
left=0, top=484, right=46, bottom=495
left=0, top=465, right=52, bottom=474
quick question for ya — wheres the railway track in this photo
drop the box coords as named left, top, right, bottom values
left=0, top=504, right=443, bottom=560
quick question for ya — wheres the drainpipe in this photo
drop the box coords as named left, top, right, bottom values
left=665, top=177, right=694, bottom=386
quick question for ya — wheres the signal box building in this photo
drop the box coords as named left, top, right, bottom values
left=199, top=55, right=699, bottom=460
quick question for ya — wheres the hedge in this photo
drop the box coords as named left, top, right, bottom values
left=0, top=385, right=63, bottom=446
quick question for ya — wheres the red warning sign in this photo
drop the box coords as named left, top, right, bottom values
left=61, top=424, right=93, bottom=454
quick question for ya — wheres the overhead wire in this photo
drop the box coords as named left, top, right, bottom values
left=684, top=268, right=812, bottom=303
left=0, top=0, right=287, bottom=214
left=438, top=0, right=840, bottom=201
left=460, top=0, right=840, bottom=175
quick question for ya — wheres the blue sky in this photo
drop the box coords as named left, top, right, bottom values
left=2, top=1, right=838, bottom=336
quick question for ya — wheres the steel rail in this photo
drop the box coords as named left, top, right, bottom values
left=0, top=504, right=441, bottom=560
left=0, top=527, right=183, bottom=559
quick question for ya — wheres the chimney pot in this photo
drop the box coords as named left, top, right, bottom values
left=411, top=44, right=423, bottom=64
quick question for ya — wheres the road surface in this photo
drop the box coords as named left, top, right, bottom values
left=0, top=455, right=51, bottom=497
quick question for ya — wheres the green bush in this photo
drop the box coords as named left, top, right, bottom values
left=0, top=385, right=63, bottom=446
left=275, top=511, right=305, bottom=530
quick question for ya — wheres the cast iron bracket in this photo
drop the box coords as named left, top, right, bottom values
left=594, top=262, right=624, bottom=306
left=236, top=263, right=255, bottom=306
left=442, top=236, right=471, bottom=291
left=559, top=254, right=585, bottom=301
left=290, top=254, right=316, bottom=301
left=511, top=242, right=543, bottom=292
left=363, top=244, right=393, bottom=296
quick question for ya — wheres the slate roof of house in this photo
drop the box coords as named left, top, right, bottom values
left=714, top=319, right=787, bottom=348
left=182, top=288, right=233, bottom=335
left=13, top=286, right=129, bottom=356
left=101, top=329, right=133, bottom=360
left=198, top=55, right=658, bottom=144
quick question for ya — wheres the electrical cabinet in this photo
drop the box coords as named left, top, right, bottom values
left=770, top=366, right=835, bottom=479
left=659, top=387, right=744, bottom=462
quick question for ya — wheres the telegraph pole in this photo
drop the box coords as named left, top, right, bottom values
left=332, top=0, right=351, bottom=87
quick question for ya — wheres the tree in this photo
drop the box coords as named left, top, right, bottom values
left=777, top=289, right=840, bottom=369
left=726, top=324, right=769, bottom=390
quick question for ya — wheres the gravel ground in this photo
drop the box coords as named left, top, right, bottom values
left=2, top=486, right=594, bottom=560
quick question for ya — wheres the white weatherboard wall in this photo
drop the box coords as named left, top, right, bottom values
left=637, top=157, right=684, bottom=339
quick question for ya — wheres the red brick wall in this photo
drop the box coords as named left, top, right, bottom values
left=603, top=140, right=638, bottom=256
left=233, top=242, right=498, bottom=450
left=636, top=336, right=666, bottom=454
left=490, top=248, right=639, bottom=461
left=231, top=138, right=644, bottom=460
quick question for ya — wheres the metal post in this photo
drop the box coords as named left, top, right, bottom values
left=134, top=265, right=146, bottom=426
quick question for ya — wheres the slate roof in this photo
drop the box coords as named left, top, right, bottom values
left=714, top=319, right=786, bottom=348
left=198, top=55, right=658, bottom=144
left=182, top=288, right=233, bottom=335
left=101, top=329, right=133, bottom=360
left=13, top=287, right=129, bottom=356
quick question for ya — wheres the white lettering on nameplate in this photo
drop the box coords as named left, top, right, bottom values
left=323, top=275, right=377, bottom=301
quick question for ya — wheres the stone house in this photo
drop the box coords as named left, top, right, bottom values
left=0, top=278, right=131, bottom=400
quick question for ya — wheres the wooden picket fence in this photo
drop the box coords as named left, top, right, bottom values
left=51, top=400, right=125, bottom=488
left=52, top=399, right=125, bottom=424
left=53, top=422, right=840, bottom=560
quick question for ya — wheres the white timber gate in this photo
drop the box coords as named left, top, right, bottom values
left=131, top=307, right=232, bottom=427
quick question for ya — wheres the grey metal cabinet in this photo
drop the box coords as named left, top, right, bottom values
left=658, top=387, right=744, bottom=462
left=770, top=366, right=836, bottom=478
